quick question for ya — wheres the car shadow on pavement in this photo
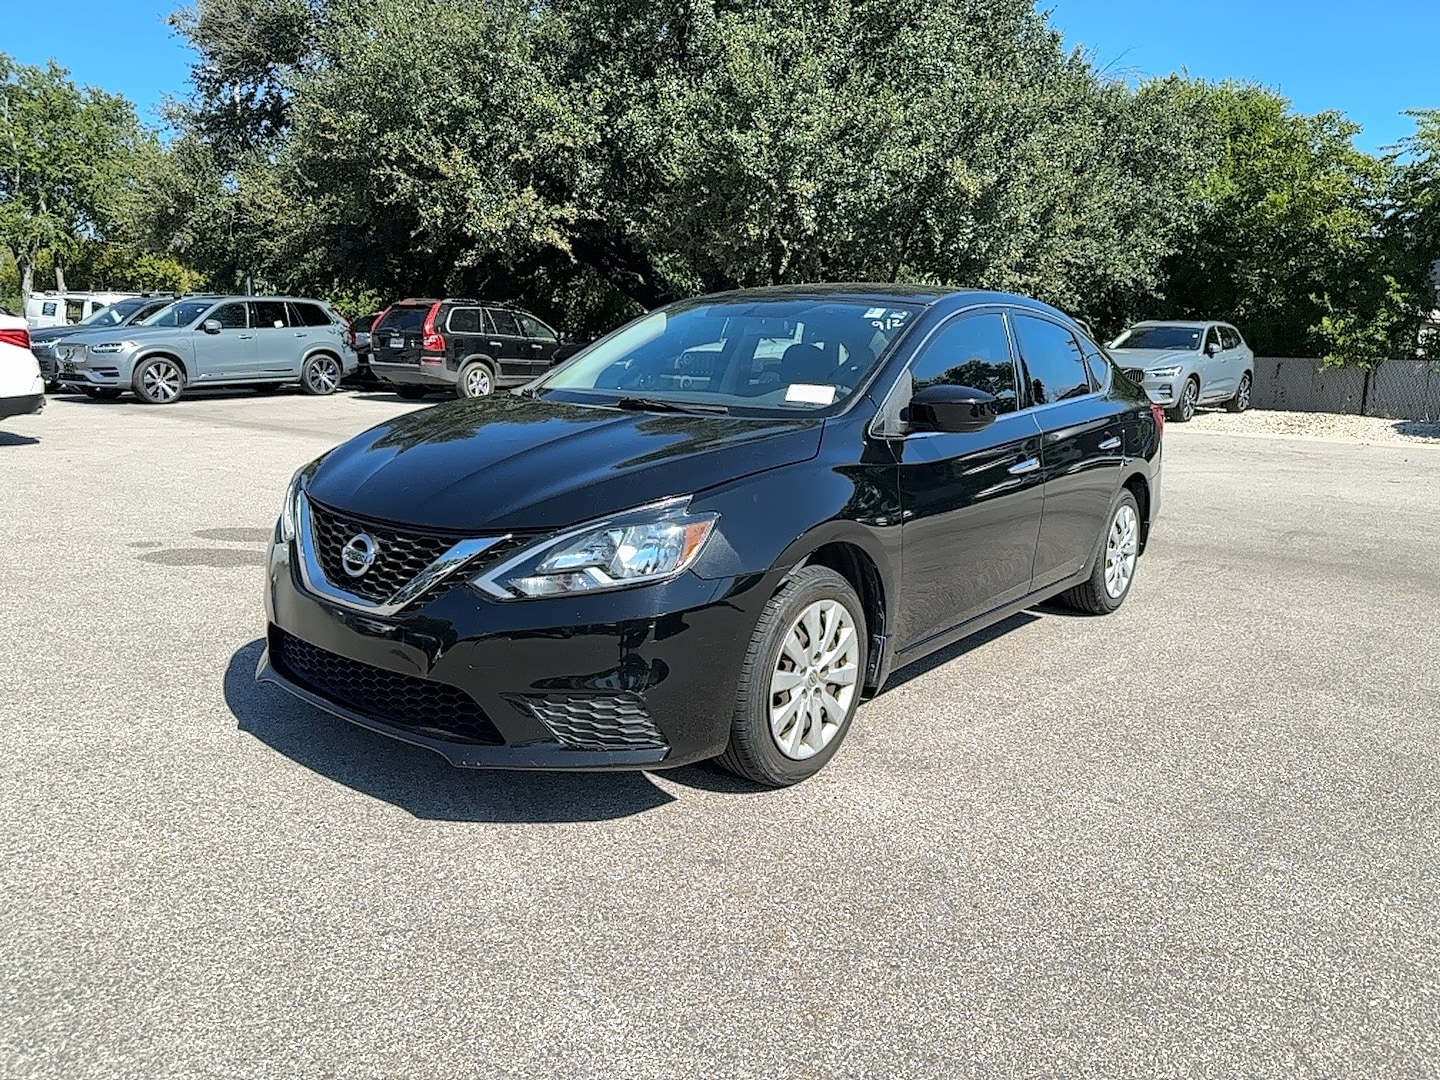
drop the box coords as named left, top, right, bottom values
left=0, top=431, right=39, bottom=446
left=224, top=640, right=678, bottom=823
left=879, top=612, right=1041, bottom=692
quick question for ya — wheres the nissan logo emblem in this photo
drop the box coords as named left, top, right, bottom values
left=340, top=533, right=378, bottom=578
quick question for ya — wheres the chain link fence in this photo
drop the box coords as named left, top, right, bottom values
left=1251, top=358, right=1440, bottom=421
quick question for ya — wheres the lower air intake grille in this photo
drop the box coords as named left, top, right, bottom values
left=512, top=694, right=667, bottom=751
left=271, top=628, right=502, bottom=745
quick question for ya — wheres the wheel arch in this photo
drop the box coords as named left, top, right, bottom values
left=132, top=349, right=189, bottom=380
left=1121, top=470, right=1152, bottom=554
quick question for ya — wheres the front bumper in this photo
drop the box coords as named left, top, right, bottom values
left=371, top=360, right=456, bottom=388
left=259, top=529, right=771, bottom=770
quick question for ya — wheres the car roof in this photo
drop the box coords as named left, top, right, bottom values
left=684, top=283, right=1083, bottom=325
left=1132, top=320, right=1225, bottom=328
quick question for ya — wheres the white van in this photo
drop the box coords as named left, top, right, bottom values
left=24, top=290, right=146, bottom=330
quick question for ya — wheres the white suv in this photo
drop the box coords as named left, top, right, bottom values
left=1108, top=321, right=1255, bottom=422
left=0, top=310, right=45, bottom=423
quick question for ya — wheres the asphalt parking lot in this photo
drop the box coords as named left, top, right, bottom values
left=2, top=390, right=1438, bottom=1079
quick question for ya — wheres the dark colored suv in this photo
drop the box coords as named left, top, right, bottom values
left=368, top=299, right=581, bottom=399
left=259, top=284, right=1164, bottom=787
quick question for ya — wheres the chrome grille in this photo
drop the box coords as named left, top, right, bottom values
left=307, top=500, right=455, bottom=603
left=1123, top=368, right=1148, bottom=384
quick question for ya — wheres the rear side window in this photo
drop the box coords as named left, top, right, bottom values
left=910, top=312, right=1019, bottom=414
left=211, top=303, right=249, bottom=329
left=447, top=307, right=488, bottom=334
left=488, top=309, right=524, bottom=337
left=290, top=302, right=334, bottom=328
left=1012, top=314, right=1090, bottom=405
left=375, top=305, right=429, bottom=334
left=251, top=301, right=291, bottom=328
left=517, top=313, right=556, bottom=340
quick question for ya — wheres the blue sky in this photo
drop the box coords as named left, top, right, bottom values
left=2, top=0, right=1433, bottom=152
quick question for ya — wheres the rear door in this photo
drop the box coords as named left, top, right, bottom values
left=484, top=308, right=531, bottom=382
left=515, top=311, right=562, bottom=377
left=287, top=301, right=347, bottom=375
left=1011, top=312, right=1126, bottom=591
left=372, top=304, right=431, bottom=368
left=894, top=309, right=1045, bottom=649
left=249, top=300, right=296, bottom=376
left=192, top=301, right=255, bottom=381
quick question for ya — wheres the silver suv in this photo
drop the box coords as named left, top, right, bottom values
left=1108, top=320, right=1254, bottom=422
left=52, top=295, right=358, bottom=404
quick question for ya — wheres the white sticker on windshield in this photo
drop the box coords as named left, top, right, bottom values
left=786, top=383, right=837, bottom=405
left=863, top=307, right=886, bottom=320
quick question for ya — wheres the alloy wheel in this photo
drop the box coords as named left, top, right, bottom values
left=307, top=356, right=340, bottom=394
left=769, top=599, right=861, bottom=760
left=1180, top=380, right=1198, bottom=421
left=1104, top=504, right=1139, bottom=599
left=142, top=361, right=183, bottom=402
left=465, top=366, right=493, bottom=397
left=1236, top=375, right=1251, bottom=411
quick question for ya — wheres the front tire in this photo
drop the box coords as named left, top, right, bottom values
left=300, top=354, right=341, bottom=396
left=1226, top=372, right=1252, bottom=413
left=1059, top=490, right=1142, bottom=615
left=717, top=566, right=867, bottom=787
left=132, top=357, right=186, bottom=404
left=1167, top=377, right=1199, bottom=423
left=456, top=360, right=495, bottom=399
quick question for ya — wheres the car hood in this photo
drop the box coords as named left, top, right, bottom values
left=1108, top=348, right=1197, bottom=366
left=305, top=394, right=825, bottom=532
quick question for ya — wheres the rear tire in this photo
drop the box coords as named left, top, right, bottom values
left=1166, top=377, right=1199, bottom=423
left=1059, top=490, right=1142, bottom=615
left=456, top=360, right=495, bottom=399
left=132, top=357, right=186, bottom=404
left=716, top=566, right=868, bottom=787
left=300, top=354, right=341, bottom=396
left=1225, top=372, right=1252, bottom=413
left=395, top=385, right=430, bottom=400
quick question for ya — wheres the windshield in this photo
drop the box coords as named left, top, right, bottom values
left=78, top=303, right=130, bottom=328
left=140, top=300, right=215, bottom=328
left=1111, top=325, right=1203, bottom=351
left=535, top=299, right=919, bottom=414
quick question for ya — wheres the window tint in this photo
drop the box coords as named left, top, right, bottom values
left=517, top=312, right=556, bottom=340
left=290, top=302, right=333, bottom=327
left=211, top=303, right=249, bottom=329
left=1012, top=314, right=1090, bottom=405
left=909, top=312, right=1018, bottom=414
left=447, top=307, right=487, bottom=334
left=374, top=305, right=430, bottom=334
left=488, top=309, right=524, bottom=337
left=251, top=301, right=290, bottom=328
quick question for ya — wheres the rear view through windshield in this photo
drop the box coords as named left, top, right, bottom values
left=538, top=299, right=918, bottom=414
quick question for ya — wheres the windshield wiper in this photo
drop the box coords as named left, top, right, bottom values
left=614, top=396, right=730, bottom=416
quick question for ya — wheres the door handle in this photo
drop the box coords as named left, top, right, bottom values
left=1099, top=436, right=1122, bottom=451
left=1008, top=458, right=1041, bottom=476
left=489, top=341, right=503, bottom=348
left=293, top=331, right=308, bottom=337
left=531, top=343, right=544, bottom=349
left=239, top=334, right=255, bottom=340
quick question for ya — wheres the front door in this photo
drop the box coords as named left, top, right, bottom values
left=894, top=309, right=1046, bottom=652
left=1011, top=313, right=1126, bottom=590
left=484, top=309, right=532, bottom=383
left=193, top=301, right=255, bottom=380
left=515, top=311, right=562, bottom=378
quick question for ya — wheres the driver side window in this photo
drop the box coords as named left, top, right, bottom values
left=910, top=312, right=1019, bottom=414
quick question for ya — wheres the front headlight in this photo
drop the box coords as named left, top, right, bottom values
left=89, top=341, right=135, bottom=355
left=279, top=469, right=307, bottom=543
left=472, top=498, right=718, bottom=600
left=1147, top=365, right=1184, bottom=378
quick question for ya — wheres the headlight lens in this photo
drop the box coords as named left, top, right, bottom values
left=89, top=341, right=133, bottom=355
left=279, top=469, right=307, bottom=542
left=1147, top=365, right=1184, bottom=378
left=473, top=499, right=718, bottom=600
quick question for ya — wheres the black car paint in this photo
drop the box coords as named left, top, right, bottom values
left=260, top=287, right=1161, bottom=770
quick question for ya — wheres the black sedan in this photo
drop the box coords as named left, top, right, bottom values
left=258, top=285, right=1163, bottom=786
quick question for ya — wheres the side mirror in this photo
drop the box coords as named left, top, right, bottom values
left=1205, top=340, right=1221, bottom=355
left=908, top=384, right=998, bottom=434
left=202, top=319, right=222, bottom=334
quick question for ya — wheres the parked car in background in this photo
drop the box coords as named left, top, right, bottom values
left=259, top=284, right=1163, bottom=787
left=31, top=295, right=178, bottom=389
left=344, top=311, right=385, bottom=387
left=368, top=299, right=584, bottom=399
left=23, top=290, right=149, bottom=330
left=1108, top=320, right=1254, bottom=422
left=50, top=295, right=358, bottom=404
left=0, top=311, right=45, bottom=423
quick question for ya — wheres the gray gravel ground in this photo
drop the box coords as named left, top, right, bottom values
left=2, top=391, right=1438, bottom=1079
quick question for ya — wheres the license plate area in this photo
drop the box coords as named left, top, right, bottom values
left=389, top=336, right=405, bottom=349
